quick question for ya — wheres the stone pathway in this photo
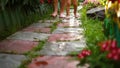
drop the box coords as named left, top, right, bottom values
left=0, top=5, right=88, bottom=68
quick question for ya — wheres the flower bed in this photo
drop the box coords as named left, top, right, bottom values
left=76, top=0, right=120, bottom=68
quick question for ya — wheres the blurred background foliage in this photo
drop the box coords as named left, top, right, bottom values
left=0, top=0, right=53, bottom=40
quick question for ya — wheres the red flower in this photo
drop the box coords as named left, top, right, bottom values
left=111, top=49, right=118, bottom=55
left=113, top=54, right=120, bottom=61
left=100, top=41, right=109, bottom=51
left=117, top=48, right=120, bottom=54
left=78, top=53, right=85, bottom=59
left=81, top=50, right=87, bottom=56
left=40, top=0, right=44, bottom=4
left=110, top=40, right=117, bottom=49
left=85, top=50, right=91, bottom=56
left=48, top=0, right=52, bottom=4
left=107, top=52, right=113, bottom=59
left=78, top=49, right=92, bottom=59
left=118, top=0, right=120, bottom=3
left=99, top=40, right=118, bottom=52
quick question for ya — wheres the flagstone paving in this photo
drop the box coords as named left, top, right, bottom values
left=53, top=28, right=83, bottom=34
left=23, top=27, right=51, bottom=33
left=28, top=22, right=53, bottom=28
left=0, top=54, right=26, bottom=68
left=57, top=20, right=81, bottom=27
left=0, top=39, right=38, bottom=54
left=7, top=32, right=50, bottom=41
left=0, top=5, right=89, bottom=68
left=39, top=41, right=86, bottom=55
left=47, top=33, right=84, bottom=42
left=28, top=56, right=79, bottom=68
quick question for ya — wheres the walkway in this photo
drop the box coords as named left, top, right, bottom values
left=0, top=5, right=88, bottom=68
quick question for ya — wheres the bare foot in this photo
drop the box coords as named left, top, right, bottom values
left=66, top=15, right=70, bottom=19
left=75, top=14, right=79, bottom=18
left=59, top=14, right=66, bottom=18
left=51, top=12, right=57, bottom=17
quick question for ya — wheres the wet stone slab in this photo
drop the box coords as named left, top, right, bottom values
left=29, top=22, right=53, bottom=28
left=48, top=33, right=85, bottom=42
left=78, top=5, right=83, bottom=10
left=39, top=41, right=86, bottom=55
left=53, top=28, right=83, bottom=34
left=0, top=39, right=38, bottom=54
left=28, top=56, right=79, bottom=68
left=23, top=27, right=51, bottom=33
left=61, top=17, right=81, bottom=23
left=7, top=32, right=50, bottom=41
left=57, top=22, right=80, bottom=27
left=0, top=54, right=26, bottom=68
left=37, top=20, right=59, bottom=23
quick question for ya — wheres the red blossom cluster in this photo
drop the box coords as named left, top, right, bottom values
left=78, top=49, right=92, bottom=59
left=118, top=0, right=120, bottom=3
left=99, top=40, right=120, bottom=61
left=40, top=0, right=44, bottom=4
left=47, top=0, right=52, bottom=3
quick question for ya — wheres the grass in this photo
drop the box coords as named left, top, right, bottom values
left=76, top=4, right=119, bottom=68
left=50, top=20, right=60, bottom=33
left=0, top=5, right=53, bottom=41
left=80, top=5, right=106, bottom=46
left=19, top=15, right=60, bottom=68
left=19, top=40, right=46, bottom=68
left=69, top=4, right=106, bottom=56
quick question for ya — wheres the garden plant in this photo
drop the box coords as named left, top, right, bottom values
left=77, top=0, right=120, bottom=68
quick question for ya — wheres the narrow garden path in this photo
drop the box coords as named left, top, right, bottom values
left=0, top=5, right=88, bottom=68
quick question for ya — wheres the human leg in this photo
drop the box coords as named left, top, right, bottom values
left=51, top=0, right=58, bottom=17
left=59, top=0, right=67, bottom=18
left=72, top=0, right=78, bottom=18
left=66, top=0, right=71, bottom=19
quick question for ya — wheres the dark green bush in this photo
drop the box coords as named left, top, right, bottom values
left=0, top=0, right=53, bottom=40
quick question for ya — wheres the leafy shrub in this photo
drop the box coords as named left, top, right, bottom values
left=0, top=0, right=53, bottom=40
left=77, top=3, right=120, bottom=68
left=98, top=0, right=107, bottom=6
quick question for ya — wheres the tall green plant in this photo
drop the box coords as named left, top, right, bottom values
left=99, top=0, right=107, bottom=6
left=0, top=0, right=53, bottom=40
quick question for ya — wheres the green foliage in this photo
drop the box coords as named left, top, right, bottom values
left=24, top=40, right=46, bottom=57
left=78, top=0, right=84, bottom=2
left=77, top=4, right=120, bottom=68
left=50, top=21, right=60, bottom=33
left=89, top=3, right=99, bottom=9
left=80, top=6, right=105, bottom=45
left=20, top=40, right=46, bottom=68
left=19, top=58, right=32, bottom=68
left=33, top=40, right=46, bottom=51
left=78, top=45, right=118, bottom=68
left=99, top=0, right=107, bottom=6
left=19, top=17, right=60, bottom=68
left=77, top=4, right=114, bottom=68
left=0, top=0, right=53, bottom=40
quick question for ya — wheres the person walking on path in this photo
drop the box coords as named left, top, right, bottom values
left=66, top=0, right=79, bottom=19
left=51, top=0, right=67, bottom=18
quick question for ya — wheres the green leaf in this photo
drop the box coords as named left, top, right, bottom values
left=0, top=0, right=8, bottom=10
